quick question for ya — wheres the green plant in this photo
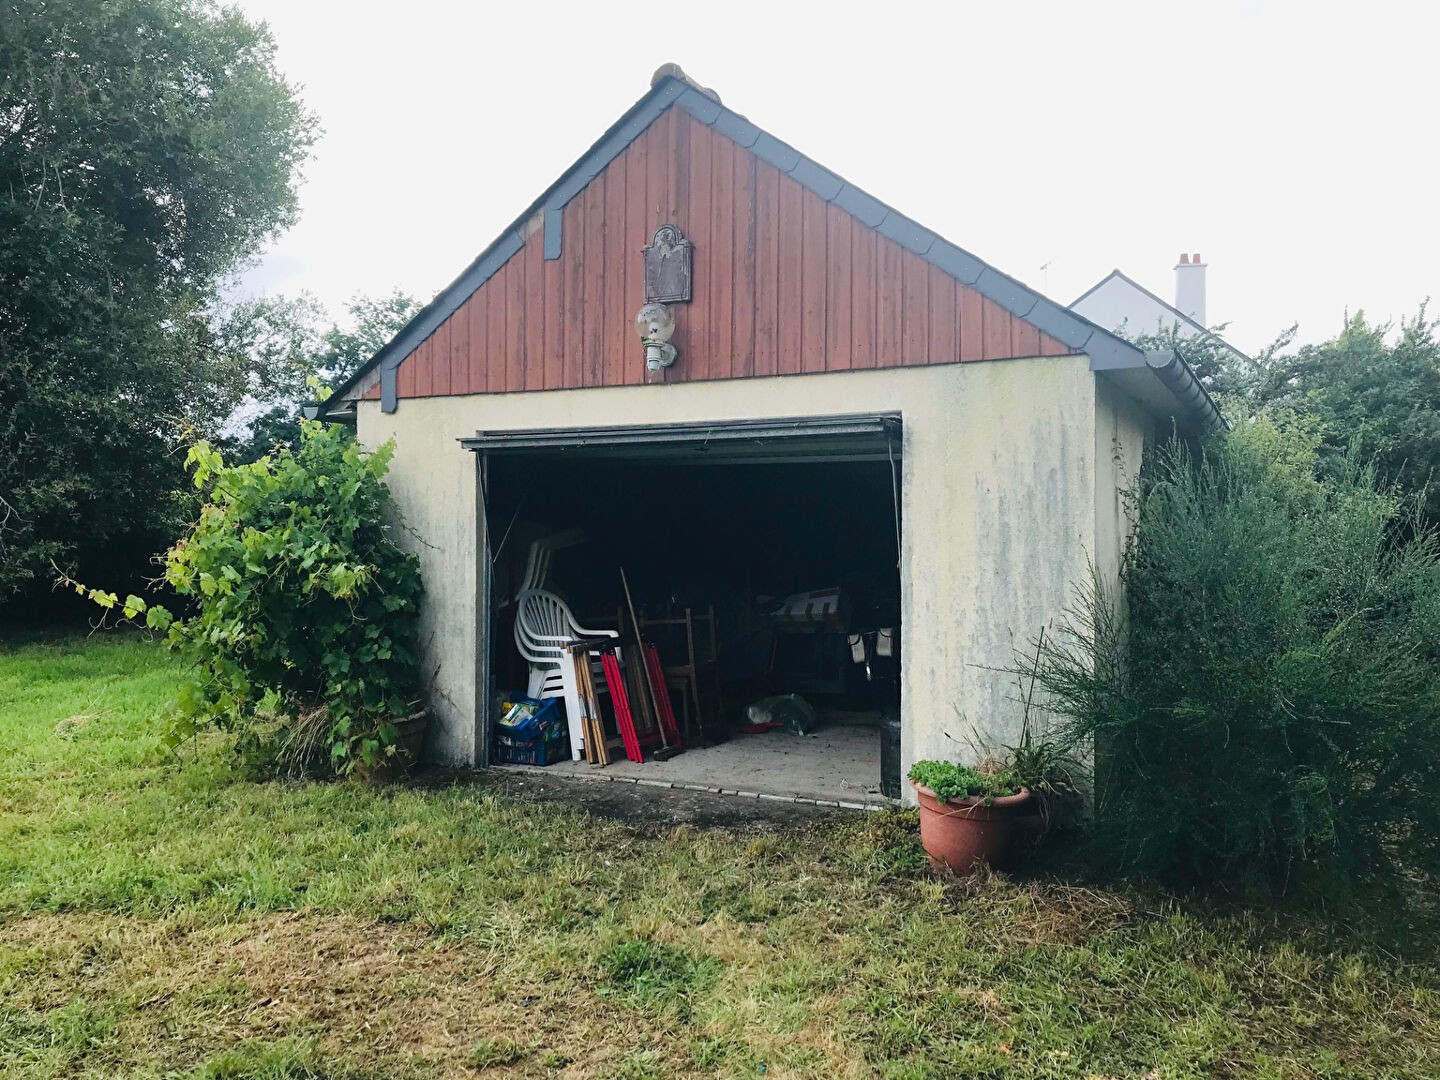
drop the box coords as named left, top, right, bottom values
left=1004, top=728, right=1083, bottom=826
left=990, top=627, right=1088, bottom=826
left=63, top=417, right=423, bottom=776
left=1032, top=414, right=1440, bottom=916
left=906, top=760, right=1020, bottom=804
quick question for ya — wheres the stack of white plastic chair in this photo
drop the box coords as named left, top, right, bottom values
left=513, top=588, right=619, bottom=761
left=517, top=528, right=587, bottom=596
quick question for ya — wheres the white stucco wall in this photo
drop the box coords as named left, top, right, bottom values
left=357, top=356, right=1117, bottom=793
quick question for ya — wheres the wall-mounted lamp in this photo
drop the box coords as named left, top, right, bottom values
left=635, top=301, right=678, bottom=372
left=300, top=402, right=323, bottom=421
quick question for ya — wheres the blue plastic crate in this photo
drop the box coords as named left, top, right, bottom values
left=496, top=694, right=562, bottom=742
left=493, top=733, right=570, bottom=766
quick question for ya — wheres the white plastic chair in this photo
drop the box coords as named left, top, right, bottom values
left=517, top=529, right=587, bottom=597
left=513, top=588, right=621, bottom=761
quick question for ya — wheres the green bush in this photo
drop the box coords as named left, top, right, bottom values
left=1035, top=413, right=1440, bottom=914
left=67, top=419, right=423, bottom=775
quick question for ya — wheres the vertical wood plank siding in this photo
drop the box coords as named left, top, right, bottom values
left=366, top=107, right=1074, bottom=400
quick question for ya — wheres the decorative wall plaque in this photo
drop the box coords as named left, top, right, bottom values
left=642, top=225, right=693, bottom=303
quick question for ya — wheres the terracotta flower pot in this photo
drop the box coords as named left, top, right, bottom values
left=912, top=782, right=1032, bottom=876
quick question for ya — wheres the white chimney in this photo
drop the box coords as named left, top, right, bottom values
left=1175, top=252, right=1207, bottom=327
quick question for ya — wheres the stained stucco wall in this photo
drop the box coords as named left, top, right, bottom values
left=357, top=356, right=1109, bottom=794
left=1094, top=379, right=1150, bottom=599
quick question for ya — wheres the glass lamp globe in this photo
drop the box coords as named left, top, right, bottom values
left=635, top=302, right=675, bottom=343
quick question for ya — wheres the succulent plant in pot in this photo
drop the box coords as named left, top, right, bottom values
left=907, top=759, right=1032, bottom=875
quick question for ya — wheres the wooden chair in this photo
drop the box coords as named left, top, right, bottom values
left=639, top=606, right=722, bottom=741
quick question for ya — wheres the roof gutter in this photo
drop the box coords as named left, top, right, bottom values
left=1084, top=332, right=1227, bottom=435
left=1144, top=349, right=1228, bottom=433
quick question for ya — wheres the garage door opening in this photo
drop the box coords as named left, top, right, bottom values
left=470, top=416, right=902, bottom=806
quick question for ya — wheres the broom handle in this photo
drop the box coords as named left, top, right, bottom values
left=620, top=566, right=669, bottom=750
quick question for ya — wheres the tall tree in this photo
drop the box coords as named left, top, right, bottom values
left=216, top=290, right=419, bottom=464
left=0, top=0, right=316, bottom=603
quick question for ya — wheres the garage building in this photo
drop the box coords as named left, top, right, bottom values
left=325, top=66, right=1222, bottom=805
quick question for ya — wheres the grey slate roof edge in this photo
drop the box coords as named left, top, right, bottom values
left=332, top=73, right=1224, bottom=432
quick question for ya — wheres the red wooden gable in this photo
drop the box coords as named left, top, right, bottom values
left=366, top=106, right=1073, bottom=401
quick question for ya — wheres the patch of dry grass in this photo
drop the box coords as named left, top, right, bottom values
left=2, top=911, right=648, bottom=1077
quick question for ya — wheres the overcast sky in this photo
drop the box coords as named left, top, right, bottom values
left=230, top=0, right=1437, bottom=356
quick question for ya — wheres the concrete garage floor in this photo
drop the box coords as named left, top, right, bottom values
left=502, top=724, right=892, bottom=809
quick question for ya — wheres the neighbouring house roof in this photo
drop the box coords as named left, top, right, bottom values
left=1070, top=268, right=1253, bottom=365
left=326, top=68, right=1223, bottom=434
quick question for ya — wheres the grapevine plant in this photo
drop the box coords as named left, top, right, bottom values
left=67, top=418, right=423, bottom=775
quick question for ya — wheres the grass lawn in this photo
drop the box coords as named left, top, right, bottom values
left=1, top=634, right=1437, bottom=1079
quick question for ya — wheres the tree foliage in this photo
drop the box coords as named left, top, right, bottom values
left=1251, top=309, right=1440, bottom=522
left=0, top=0, right=316, bottom=603
left=1121, top=315, right=1313, bottom=407
left=67, top=419, right=424, bottom=775
left=215, top=290, right=419, bottom=464
left=1034, top=416, right=1440, bottom=921
left=1157, top=307, right=1440, bottom=525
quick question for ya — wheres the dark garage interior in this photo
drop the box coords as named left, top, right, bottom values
left=480, top=433, right=903, bottom=804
